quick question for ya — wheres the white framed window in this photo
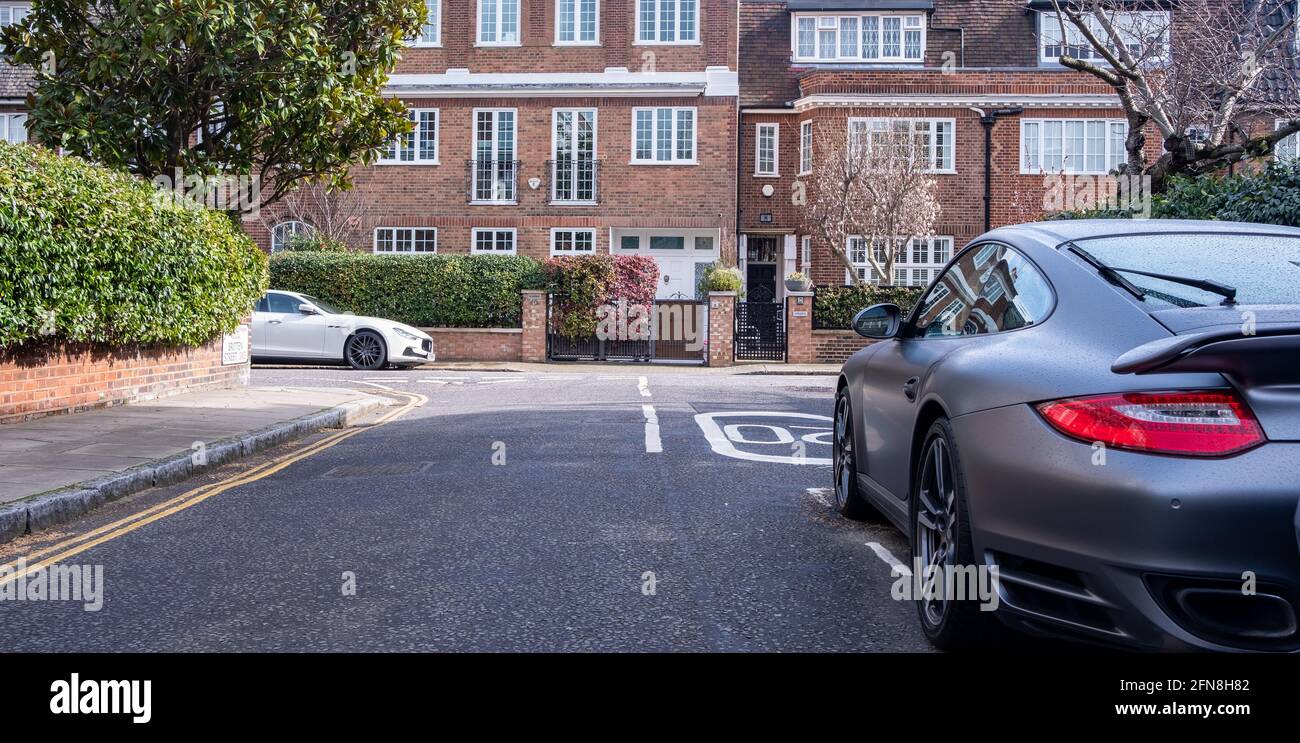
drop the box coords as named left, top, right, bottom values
left=637, top=0, right=699, bottom=44
left=0, top=4, right=30, bottom=28
left=799, top=121, right=813, bottom=175
left=556, top=0, right=599, bottom=45
left=0, top=113, right=27, bottom=144
left=473, top=108, right=517, bottom=202
left=847, top=236, right=952, bottom=285
left=800, top=235, right=812, bottom=270
left=478, top=0, right=520, bottom=45
left=632, top=107, right=696, bottom=164
left=379, top=108, right=438, bottom=164
left=551, top=228, right=597, bottom=255
left=755, top=123, right=779, bottom=176
left=271, top=221, right=311, bottom=253
left=553, top=108, right=597, bottom=203
left=410, top=0, right=440, bottom=46
left=1276, top=119, right=1299, bottom=162
left=792, top=13, right=924, bottom=63
left=1021, top=118, right=1127, bottom=174
left=472, top=228, right=517, bottom=254
left=374, top=227, right=438, bottom=254
left=849, top=117, right=955, bottom=173
left=1038, top=11, right=1168, bottom=66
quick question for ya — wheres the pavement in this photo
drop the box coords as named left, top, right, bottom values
left=0, top=367, right=1072, bottom=652
left=0, top=386, right=387, bottom=527
left=254, top=361, right=844, bottom=376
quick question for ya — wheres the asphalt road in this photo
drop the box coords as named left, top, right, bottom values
left=0, top=367, right=941, bottom=651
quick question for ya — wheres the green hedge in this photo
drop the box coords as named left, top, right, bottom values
left=813, top=285, right=925, bottom=330
left=0, top=143, right=267, bottom=349
left=1046, top=161, right=1300, bottom=227
left=269, top=252, right=545, bottom=328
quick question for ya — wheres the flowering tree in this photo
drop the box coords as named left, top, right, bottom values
left=1048, top=0, right=1300, bottom=189
left=262, top=183, right=371, bottom=249
left=803, top=120, right=939, bottom=287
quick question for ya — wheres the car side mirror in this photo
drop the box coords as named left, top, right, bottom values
left=853, top=303, right=902, bottom=339
left=298, top=303, right=319, bottom=315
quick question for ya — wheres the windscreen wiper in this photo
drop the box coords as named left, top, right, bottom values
left=1068, top=245, right=1146, bottom=301
left=1069, top=245, right=1238, bottom=306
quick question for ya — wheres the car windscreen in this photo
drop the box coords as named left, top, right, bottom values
left=301, top=295, right=344, bottom=314
left=1069, top=233, right=1300, bottom=308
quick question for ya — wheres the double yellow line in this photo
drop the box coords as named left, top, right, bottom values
left=0, top=390, right=426, bottom=587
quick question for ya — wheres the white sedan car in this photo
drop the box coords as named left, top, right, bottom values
left=251, top=290, right=434, bottom=370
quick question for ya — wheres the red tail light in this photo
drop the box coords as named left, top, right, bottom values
left=1036, top=391, right=1266, bottom=457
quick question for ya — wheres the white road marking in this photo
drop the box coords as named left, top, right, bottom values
left=637, top=376, right=652, bottom=398
left=356, top=381, right=394, bottom=391
left=806, top=487, right=833, bottom=507
left=866, top=542, right=912, bottom=577
left=693, top=411, right=832, bottom=465
left=642, top=404, right=663, bottom=454
left=476, top=378, right=525, bottom=385
left=363, top=377, right=406, bottom=383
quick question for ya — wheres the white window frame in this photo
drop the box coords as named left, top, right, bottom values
left=755, top=123, right=780, bottom=177
left=555, top=0, right=600, bottom=45
left=373, top=227, right=438, bottom=254
left=846, top=235, right=953, bottom=286
left=848, top=117, right=956, bottom=174
left=1037, top=10, right=1169, bottom=67
left=471, top=227, right=518, bottom=255
left=550, top=228, right=598, bottom=256
left=791, top=12, right=925, bottom=63
left=409, top=0, right=441, bottom=47
left=799, top=121, right=813, bottom=175
left=0, top=112, right=28, bottom=144
left=472, top=108, right=518, bottom=203
left=378, top=108, right=439, bottom=165
left=552, top=108, right=598, bottom=204
left=477, top=0, right=521, bottom=46
left=631, top=107, right=697, bottom=165
left=1276, top=119, right=1299, bottom=162
left=1020, top=118, right=1127, bottom=175
left=636, top=0, right=700, bottom=45
left=0, top=4, right=31, bottom=28
left=271, top=221, right=311, bottom=253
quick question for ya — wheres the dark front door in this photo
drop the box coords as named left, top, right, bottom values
left=746, top=263, right=777, bottom=304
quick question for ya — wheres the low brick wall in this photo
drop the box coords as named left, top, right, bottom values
left=813, top=329, right=876, bottom=365
left=1, top=336, right=249, bottom=424
left=423, top=327, right=523, bottom=362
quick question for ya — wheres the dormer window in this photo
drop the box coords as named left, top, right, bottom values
left=1037, top=10, right=1168, bottom=66
left=792, top=12, right=925, bottom=63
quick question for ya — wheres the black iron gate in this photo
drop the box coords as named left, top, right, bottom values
left=546, top=296, right=708, bottom=364
left=734, top=301, right=785, bottom=362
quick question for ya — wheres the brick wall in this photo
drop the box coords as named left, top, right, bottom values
left=521, top=290, right=547, bottom=362
left=422, top=327, right=524, bottom=362
left=812, top=330, right=874, bottom=365
left=707, top=292, right=735, bottom=366
left=0, top=337, right=249, bottom=424
left=785, top=291, right=813, bottom=363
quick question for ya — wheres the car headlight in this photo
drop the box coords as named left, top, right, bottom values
left=392, top=327, right=421, bottom=342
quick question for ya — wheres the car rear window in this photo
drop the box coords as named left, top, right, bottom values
left=1069, top=233, right=1300, bottom=307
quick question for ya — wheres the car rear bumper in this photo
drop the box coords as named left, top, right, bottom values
left=952, top=403, right=1300, bottom=652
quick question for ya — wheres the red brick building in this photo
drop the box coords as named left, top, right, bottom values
left=253, top=0, right=742, bottom=302
left=738, top=0, right=1166, bottom=294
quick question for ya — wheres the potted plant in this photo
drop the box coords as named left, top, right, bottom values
left=785, top=271, right=812, bottom=292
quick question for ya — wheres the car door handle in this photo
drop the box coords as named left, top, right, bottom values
left=903, top=377, right=920, bottom=401
left=267, top=320, right=282, bottom=325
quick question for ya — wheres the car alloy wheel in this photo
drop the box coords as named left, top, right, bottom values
left=346, top=332, right=385, bottom=370
left=833, top=394, right=854, bottom=510
left=915, top=436, right=957, bottom=630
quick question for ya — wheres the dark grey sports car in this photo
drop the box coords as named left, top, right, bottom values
left=832, top=220, right=1300, bottom=652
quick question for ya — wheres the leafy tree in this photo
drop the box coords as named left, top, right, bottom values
left=1, top=0, right=424, bottom=209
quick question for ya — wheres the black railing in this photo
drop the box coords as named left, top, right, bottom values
left=545, top=159, right=601, bottom=204
left=546, top=296, right=707, bottom=364
left=466, top=159, right=521, bottom=203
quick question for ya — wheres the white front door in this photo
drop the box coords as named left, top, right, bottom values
left=656, top=257, right=693, bottom=300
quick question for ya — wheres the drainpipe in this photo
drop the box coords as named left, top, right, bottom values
left=969, top=106, right=1023, bottom=232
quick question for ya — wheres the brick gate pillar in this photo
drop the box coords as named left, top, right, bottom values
left=707, top=292, right=736, bottom=367
left=521, top=290, right=547, bottom=363
left=785, top=291, right=815, bottom=364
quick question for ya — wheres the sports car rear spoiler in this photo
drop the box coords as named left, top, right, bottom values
left=1112, top=324, right=1300, bottom=387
